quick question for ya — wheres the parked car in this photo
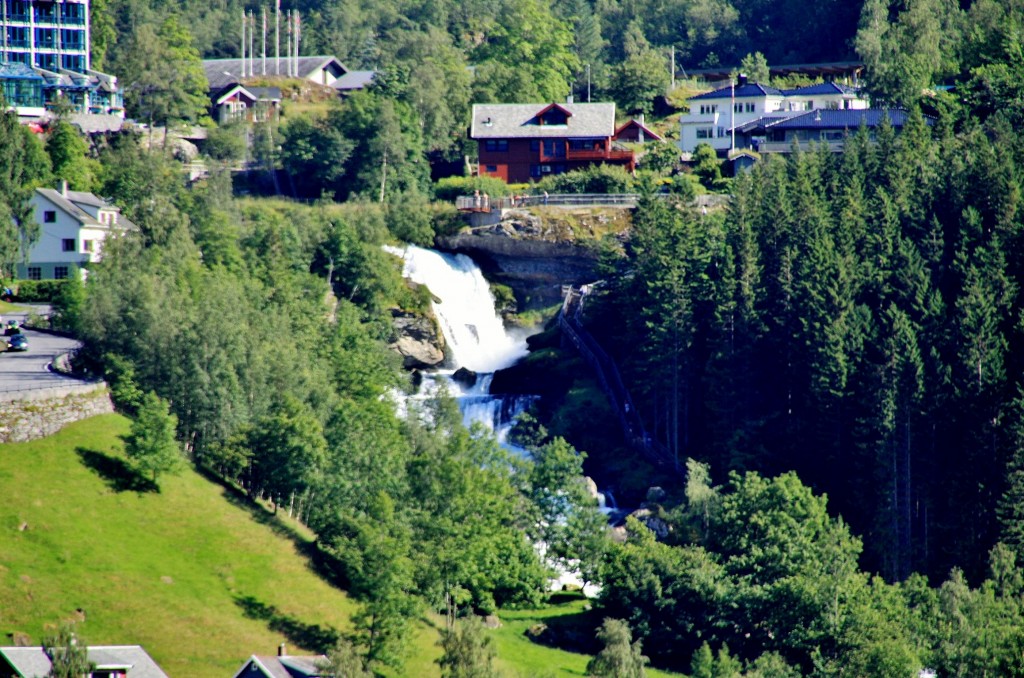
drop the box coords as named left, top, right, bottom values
left=7, top=334, right=27, bottom=351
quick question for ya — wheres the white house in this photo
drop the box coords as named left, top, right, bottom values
left=232, top=646, right=328, bottom=678
left=781, top=82, right=869, bottom=113
left=679, top=76, right=869, bottom=154
left=17, top=182, right=135, bottom=280
left=0, top=644, right=169, bottom=678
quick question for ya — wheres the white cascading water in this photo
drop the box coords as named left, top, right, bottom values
left=388, top=245, right=535, bottom=442
left=388, top=244, right=608, bottom=597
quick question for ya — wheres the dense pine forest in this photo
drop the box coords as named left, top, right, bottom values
left=5, top=0, right=1024, bottom=675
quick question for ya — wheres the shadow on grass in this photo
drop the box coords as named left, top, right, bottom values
left=235, top=593, right=340, bottom=653
left=195, top=466, right=347, bottom=587
left=76, top=447, right=159, bottom=493
left=521, top=592, right=600, bottom=655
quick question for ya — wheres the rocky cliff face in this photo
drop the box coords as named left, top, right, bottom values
left=436, top=208, right=629, bottom=306
left=389, top=309, right=446, bottom=369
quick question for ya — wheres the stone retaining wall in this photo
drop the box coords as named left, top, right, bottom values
left=0, top=382, right=114, bottom=443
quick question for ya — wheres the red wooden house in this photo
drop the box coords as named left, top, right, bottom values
left=470, top=102, right=637, bottom=183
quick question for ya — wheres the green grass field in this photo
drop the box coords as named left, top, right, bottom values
left=0, top=414, right=681, bottom=677
left=0, top=414, right=369, bottom=677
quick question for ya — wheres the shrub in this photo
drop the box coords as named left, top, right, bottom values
left=13, top=279, right=67, bottom=302
left=433, top=175, right=510, bottom=202
left=534, top=164, right=635, bottom=194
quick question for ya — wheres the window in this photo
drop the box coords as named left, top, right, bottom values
left=539, top=108, right=568, bottom=125
left=542, top=140, right=565, bottom=158
left=62, top=238, right=75, bottom=252
left=82, top=239, right=94, bottom=252
left=696, top=128, right=713, bottom=139
left=485, top=165, right=497, bottom=172
left=27, top=267, right=41, bottom=280
left=53, top=266, right=68, bottom=279
left=717, top=127, right=726, bottom=138
left=43, top=210, right=56, bottom=223
left=484, top=139, right=508, bottom=152
left=734, top=103, right=743, bottom=113
left=699, top=104, right=717, bottom=115
left=745, top=103, right=755, bottom=113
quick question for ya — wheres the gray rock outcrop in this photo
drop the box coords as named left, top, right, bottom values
left=389, top=310, right=446, bottom=369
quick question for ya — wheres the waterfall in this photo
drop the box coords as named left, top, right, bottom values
left=389, top=244, right=613, bottom=598
left=389, top=245, right=534, bottom=442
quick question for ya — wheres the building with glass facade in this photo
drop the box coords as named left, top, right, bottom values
left=1, top=0, right=90, bottom=73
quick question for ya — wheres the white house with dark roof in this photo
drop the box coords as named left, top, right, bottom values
left=232, top=646, right=328, bottom=678
left=679, top=76, right=869, bottom=154
left=202, top=56, right=348, bottom=91
left=210, top=83, right=281, bottom=124
left=18, top=182, right=135, bottom=280
left=748, top=108, right=930, bottom=154
left=0, top=644, right=169, bottom=678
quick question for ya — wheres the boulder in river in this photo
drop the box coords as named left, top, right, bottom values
left=452, top=367, right=478, bottom=387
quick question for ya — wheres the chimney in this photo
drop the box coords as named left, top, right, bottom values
left=58, top=179, right=68, bottom=197
left=278, top=643, right=287, bottom=657
left=737, top=73, right=747, bottom=87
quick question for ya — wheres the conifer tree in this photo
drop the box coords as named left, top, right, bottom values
left=42, top=623, right=93, bottom=678
left=587, top=618, right=648, bottom=678
left=124, top=391, right=182, bottom=483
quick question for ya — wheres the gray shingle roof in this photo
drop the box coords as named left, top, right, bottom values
left=202, top=56, right=346, bottom=90
left=233, top=654, right=329, bottom=678
left=470, top=102, right=617, bottom=139
left=0, top=646, right=169, bottom=678
left=332, top=70, right=375, bottom=91
left=34, top=187, right=138, bottom=232
left=35, top=188, right=101, bottom=226
left=67, top=113, right=127, bottom=134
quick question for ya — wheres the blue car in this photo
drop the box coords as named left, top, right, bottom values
left=7, top=333, right=27, bottom=351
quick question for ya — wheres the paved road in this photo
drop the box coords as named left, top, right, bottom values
left=0, top=309, right=82, bottom=396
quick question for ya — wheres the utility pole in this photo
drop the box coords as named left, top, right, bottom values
left=241, top=8, right=246, bottom=77
left=670, top=46, right=676, bottom=89
left=379, top=148, right=388, bottom=203
left=730, top=76, right=735, bottom=152
left=262, top=7, right=267, bottom=75
left=249, top=12, right=255, bottom=79
left=275, top=0, right=280, bottom=75
left=585, top=63, right=591, bottom=102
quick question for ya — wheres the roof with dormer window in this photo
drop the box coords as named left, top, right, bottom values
left=470, top=102, right=617, bottom=139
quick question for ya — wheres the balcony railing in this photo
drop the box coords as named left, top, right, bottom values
left=538, top=148, right=634, bottom=163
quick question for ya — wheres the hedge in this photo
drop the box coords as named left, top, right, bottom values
left=10, top=279, right=67, bottom=302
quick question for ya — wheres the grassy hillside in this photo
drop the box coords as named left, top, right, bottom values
left=0, top=415, right=681, bottom=677
left=0, top=414, right=371, bottom=677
